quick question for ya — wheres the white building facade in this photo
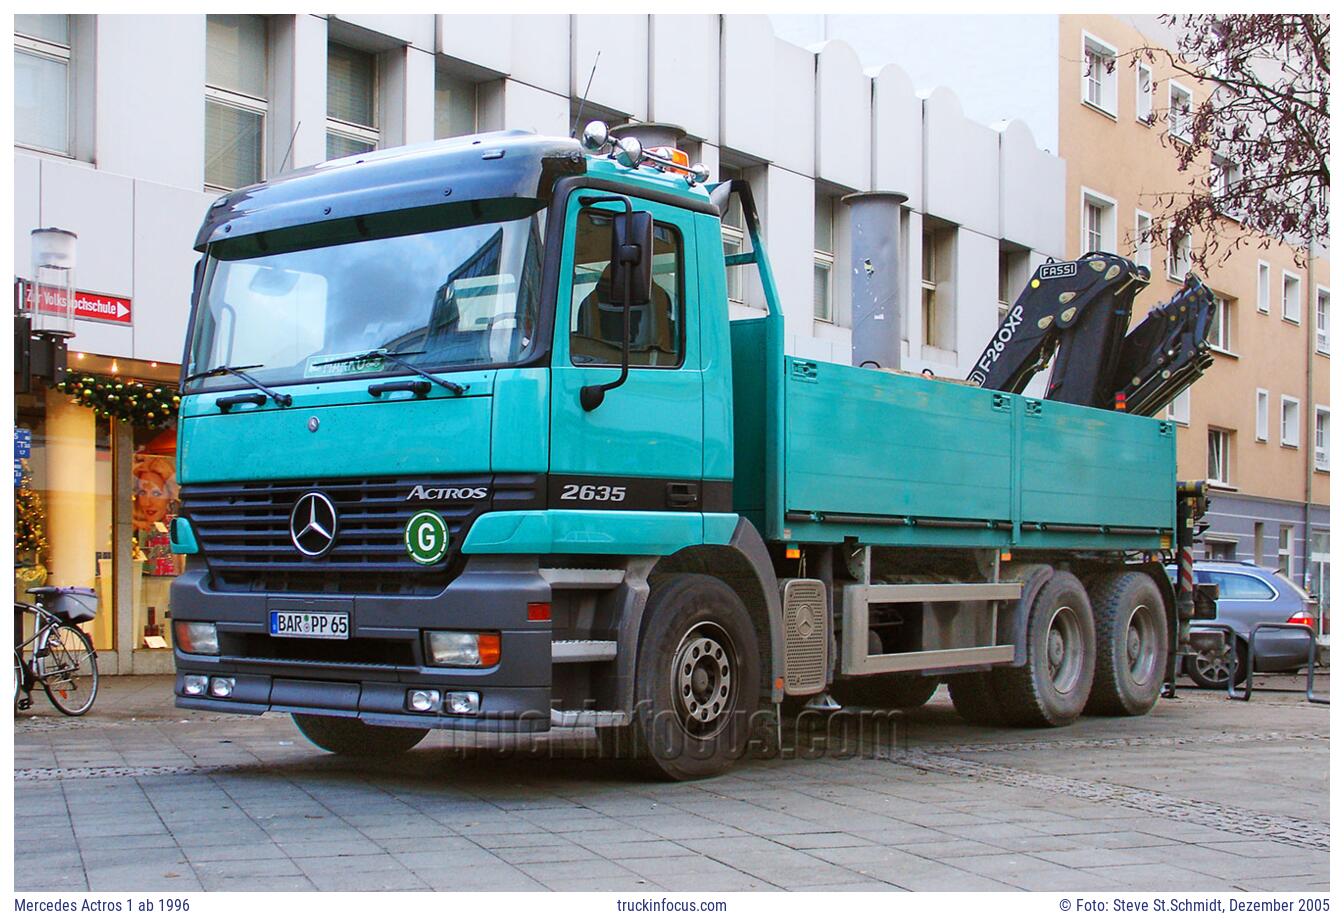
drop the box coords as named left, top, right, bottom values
left=13, top=13, right=1064, bottom=671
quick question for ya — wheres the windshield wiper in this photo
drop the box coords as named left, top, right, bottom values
left=184, top=364, right=294, bottom=408
left=312, top=349, right=467, bottom=396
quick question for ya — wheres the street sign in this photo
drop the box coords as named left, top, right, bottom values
left=15, top=428, right=32, bottom=459
left=22, top=281, right=132, bottom=326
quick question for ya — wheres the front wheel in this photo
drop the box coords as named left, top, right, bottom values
left=291, top=713, right=428, bottom=756
left=41, top=624, right=99, bottom=716
left=630, top=574, right=762, bottom=781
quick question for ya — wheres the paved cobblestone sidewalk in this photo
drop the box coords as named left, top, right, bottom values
left=13, top=673, right=1329, bottom=892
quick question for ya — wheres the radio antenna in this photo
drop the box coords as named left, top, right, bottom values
left=571, top=52, right=601, bottom=138
left=278, top=119, right=302, bottom=175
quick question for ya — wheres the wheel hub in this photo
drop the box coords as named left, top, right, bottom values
left=672, top=623, right=735, bottom=735
left=1045, top=605, right=1083, bottom=693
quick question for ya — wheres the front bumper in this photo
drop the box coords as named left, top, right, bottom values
left=170, top=556, right=553, bottom=732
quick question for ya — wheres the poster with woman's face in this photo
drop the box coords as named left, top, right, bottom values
left=132, top=453, right=179, bottom=532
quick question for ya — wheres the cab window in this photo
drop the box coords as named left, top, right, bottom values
left=569, top=208, right=682, bottom=367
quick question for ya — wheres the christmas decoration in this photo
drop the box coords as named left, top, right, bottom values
left=54, top=372, right=181, bottom=429
left=14, top=461, right=48, bottom=568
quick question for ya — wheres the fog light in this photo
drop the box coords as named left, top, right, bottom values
left=407, top=689, right=442, bottom=712
left=208, top=676, right=235, bottom=698
left=175, top=621, right=219, bottom=655
left=424, top=631, right=500, bottom=667
left=444, top=691, right=480, bottom=715
left=182, top=674, right=208, bottom=696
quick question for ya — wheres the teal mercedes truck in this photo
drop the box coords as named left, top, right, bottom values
left=170, top=124, right=1212, bottom=780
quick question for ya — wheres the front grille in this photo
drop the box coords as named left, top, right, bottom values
left=224, top=634, right=416, bottom=668
left=181, top=474, right=541, bottom=596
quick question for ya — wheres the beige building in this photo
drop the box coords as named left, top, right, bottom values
left=1057, top=14, right=1330, bottom=613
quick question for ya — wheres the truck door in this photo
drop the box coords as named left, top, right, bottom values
left=549, top=191, right=704, bottom=508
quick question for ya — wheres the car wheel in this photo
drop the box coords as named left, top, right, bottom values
left=1186, top=637, right=1248, bottom=689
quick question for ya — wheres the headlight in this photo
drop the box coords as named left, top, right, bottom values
left=424, top=631, right=500, bottom=667
left=174, top=621, right=219, bottom=655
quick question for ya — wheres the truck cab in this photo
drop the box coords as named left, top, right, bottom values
left=171, top=127, right=1193, bottom=780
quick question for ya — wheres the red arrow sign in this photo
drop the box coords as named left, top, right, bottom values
left=23, top=282, right=133, bottom=326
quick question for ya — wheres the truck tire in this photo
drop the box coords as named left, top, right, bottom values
left=947, top=672, right=1008, bottom=725
left=629, top=574, right=761, bottom=781
left=1085, top=571, right=1169, bottom=716
left=832, top=674, right=939, bottom=711
left=291, top=713, right=428, bottom=756
left=990, top=571, right=1096, bottom=727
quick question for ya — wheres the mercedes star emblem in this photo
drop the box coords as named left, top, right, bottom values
left=290, top=492, right=338, bottom=557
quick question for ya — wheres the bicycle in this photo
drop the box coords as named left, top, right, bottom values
left=14, top=586, right=100, bottom=716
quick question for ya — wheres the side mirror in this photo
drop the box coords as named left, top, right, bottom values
left=609, top=210, right=653, bottom=307
left=581, top=208, right=653, bottom=412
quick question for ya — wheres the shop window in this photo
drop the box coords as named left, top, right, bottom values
left=569, top=209, right=683, bottom=368
left=14, top=397, right=114, bottom=652
left=131, top=426, right=183, bottom=649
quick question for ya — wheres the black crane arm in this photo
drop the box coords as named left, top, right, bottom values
left=1114, top=274, right=1216, bottom=416
left=967, top=253, right=1150, bottom=403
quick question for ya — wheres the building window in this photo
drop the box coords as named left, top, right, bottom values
left=1168, top=81, right=1193, bottom=142
left=1255, top=388, right=1269, bottom=442
left=998, top=248, right=1028, bottom=326
left=1257, top=261, right=1271, bottom=313
left=1166, top=389, right=1190, bottom=425
left=813, top=192, right=835, bottom=323
left=1278, top=524, right=1294, bottom=578
left=1081, top=32, right=1117, bottom=115
left=1281, top=395, right=1301, bottom=448
left=1082, top=190, right=1116, bottom=256
left=1211, top=155, right=1239, bottom=213
left=1134, top=211, right=1152, bottom=269
left=1315, top=407, right=1330, bottom=471
left=1282, top=270, right=1302, bottom=323
left=15, top=14, right=72, bottom=154
left=1136, top=62, right=1153, bottom=123
left=434, top=70, right=477, bottom=139
left=1316, top=287, right=1330, bottom=354
left=1309, top=530, right=1329, bottom=611
left=1208, top=295, right=1232, bottom=352
left=1166, top=229, right=1191, bottom=280
left=719, top=165, right=747, bottom=305
left=204, top=15, right=268, bottom=191
left=922, top=225, right=955, bottom=351
left=1207, top=428, right=1231, bottom=485
left=1204, top=538, right=1237, bottom=562
left=326, top=42, right=379, bottom=159
left=1254, top=522, right=1265, bottom=566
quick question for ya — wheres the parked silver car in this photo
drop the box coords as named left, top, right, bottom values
left=1172, top=562, right=1318, bottom=689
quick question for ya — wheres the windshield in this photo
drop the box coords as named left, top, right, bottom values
left=186, top=212, right=544, bottom=390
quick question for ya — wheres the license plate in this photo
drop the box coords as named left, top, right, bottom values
left=269, top=610, right=349, bottom=640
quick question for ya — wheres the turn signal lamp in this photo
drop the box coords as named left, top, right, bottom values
left=647, top=145, right=691, bottom=174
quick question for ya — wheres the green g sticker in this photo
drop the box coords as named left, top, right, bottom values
left=405, top=510, right=450, bottom=565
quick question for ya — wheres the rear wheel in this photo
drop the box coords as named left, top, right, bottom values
left=990, top=571, right=1096, bottom=727
left=628, top=574, right=761, bottom=781
left=1085, top=572, right=1169, bottom=716
left=291, top=713, right=428, bottom=756
left=1186, top=637, right=1248, bottom=689
left=41, top=625, right=98, bottom=716
left=832, top=674, right=939, bottom=711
